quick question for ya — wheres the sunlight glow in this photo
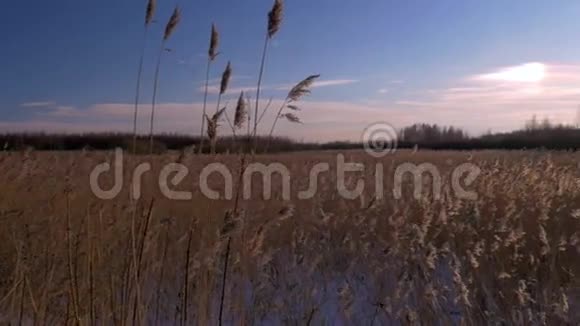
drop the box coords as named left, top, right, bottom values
left=479, top=63, right=546, bottom=83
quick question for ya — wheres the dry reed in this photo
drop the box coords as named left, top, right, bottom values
left=132, top=0, right=157, bottom=154
left=2, top=151, right=580, bottom=324
left=199, top=24, right=220, bottom=154
left=149, top=6, right=181, bottom=154
left=266, top=74, right=319, bottom=151
left=252, top=0, right=284, bottom=152
left=234, top=91, right=247, bottom=130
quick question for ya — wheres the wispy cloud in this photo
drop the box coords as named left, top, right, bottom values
left=3, top=95, right=549, bottom=140
left=10, top=63, right=580, bottom=139
left=20, top=101, right=56, bottom=108
left=200, top=85, right=258, bottom=95
left=377, top=88, right=389, bottom=94
left=312, top=79, right=358, bottom=88
left=274, top=79, right=358, bottom=91
left=200, top=78, right=358, bottom=95
left=2, top=99, right=404, bottom=141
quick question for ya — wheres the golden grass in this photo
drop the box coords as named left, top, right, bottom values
left=1, top=149, right=580, bottom=324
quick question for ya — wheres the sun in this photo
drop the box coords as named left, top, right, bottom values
left=480, top=62, right=546, bottom=83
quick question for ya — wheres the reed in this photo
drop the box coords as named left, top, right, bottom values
left=215, top=61, right=232, bottom=115
left=87, top=210, right=95, bottom=326
left=154, top=220, right=170, bottom=326
left=131, top=199, right=155, bottom=325
left=4, top=150, right=580, bottom=323
left=181, top=224, right=194, bottom=326
left=266, top=74, right=319, bottom=151
left=198, top=24, right=220, bottom=154
left=252, top=0, right=284, bottom=152
left=65, top=191, right=81, bottom=325
left=217, top=2, right=286, bottom=321
left=132, top=0, right=156, bottom=154
left=149, top=7, right=181, bottom=154
left=234, top=91, right=247, bottom=130
left=204, top=62, right=231, bottom=154
left=206, top=107, right=226, bottom=154
left=223, top=91, right=247, bottom=150
left=218, top=210, right=240, bottom=326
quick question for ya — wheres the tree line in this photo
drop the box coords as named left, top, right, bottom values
left=2, top=117, right=580, bottom=153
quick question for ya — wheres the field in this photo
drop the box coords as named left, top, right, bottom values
left=1, top=149, right=580, bottom=325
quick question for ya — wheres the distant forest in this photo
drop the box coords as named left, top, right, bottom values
left=2, top=116, right=580, bottom=153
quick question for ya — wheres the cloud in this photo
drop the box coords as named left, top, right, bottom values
left=2, top=95, right=555, bottom=141
left=475, top=62, right=546, bottom=83
left=20, top=101, right=56, bottom=108
left=9, top=63, right=580, bottom=140
left=395, top=62, right=580, bottom=133
left=1, top=99, right=412, bottom=141
left=377, top=88, right=389, bottom=94
left=200, top=78, right=358, bottom=95
left=200, top=85, right=258, bottom=95
left=274, top=79, right=358, bottom=91
left=311, top=79, right=358, bottom=88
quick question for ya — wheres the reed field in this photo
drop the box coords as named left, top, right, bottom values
left=1, top=149, right=580, bottom=324
left=3, top=0, right=580, bottom=324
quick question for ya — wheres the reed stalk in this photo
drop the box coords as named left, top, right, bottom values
left=252, top=0, right=283, bottom=153
left=154, top=221, right=170, bottom=326
left=132, top=0, right=156, bottom=154
left=149, top=7, right=181, bottom=154
left=131, top=199, right=155, bottom=326
left=181, top=226, right=194, bottom=326
left=65, top=191, right=81, bottom=325
left=199, top=24, right=219, bottom=154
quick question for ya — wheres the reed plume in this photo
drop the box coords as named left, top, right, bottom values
left=199, top=23, right=220, bottom=154
left=268, top=0, right=283, bottom=38
left=287, top=74, right=319, bottom=102
left=281, top=112, right=301, bottom=123
left=205, top=62, right=232, bottom=153
left=221, top=92, right=248, bottom=151
left=206, top=115, right=217, bottom=143
left=149, top=6, right=181, bottom=154
left=164, top=7, right=181, bottom=40
left=220, top=62, right=232, bottom=96
left=252, top=0, right=284, bottom=152
left=266, top=74, right=319, bottom=151
left=209, top=24, right=219, bottom=61
left=207, top=107, right=226, bottom=154
left=132, top=0, right=156, bottom=154
left=234, top=91, right=247, bottom=129
left=145, top=0, right=156, bottom=26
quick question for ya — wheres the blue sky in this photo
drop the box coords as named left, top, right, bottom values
left=3, top=0, right=580, bottom=140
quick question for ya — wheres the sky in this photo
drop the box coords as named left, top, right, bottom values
left=3, top=0, right=580, bottom=141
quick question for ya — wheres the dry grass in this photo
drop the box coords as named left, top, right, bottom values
left=5, top=1, right=579, bottom=324
left=1, top=149, right=580, bottom=324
